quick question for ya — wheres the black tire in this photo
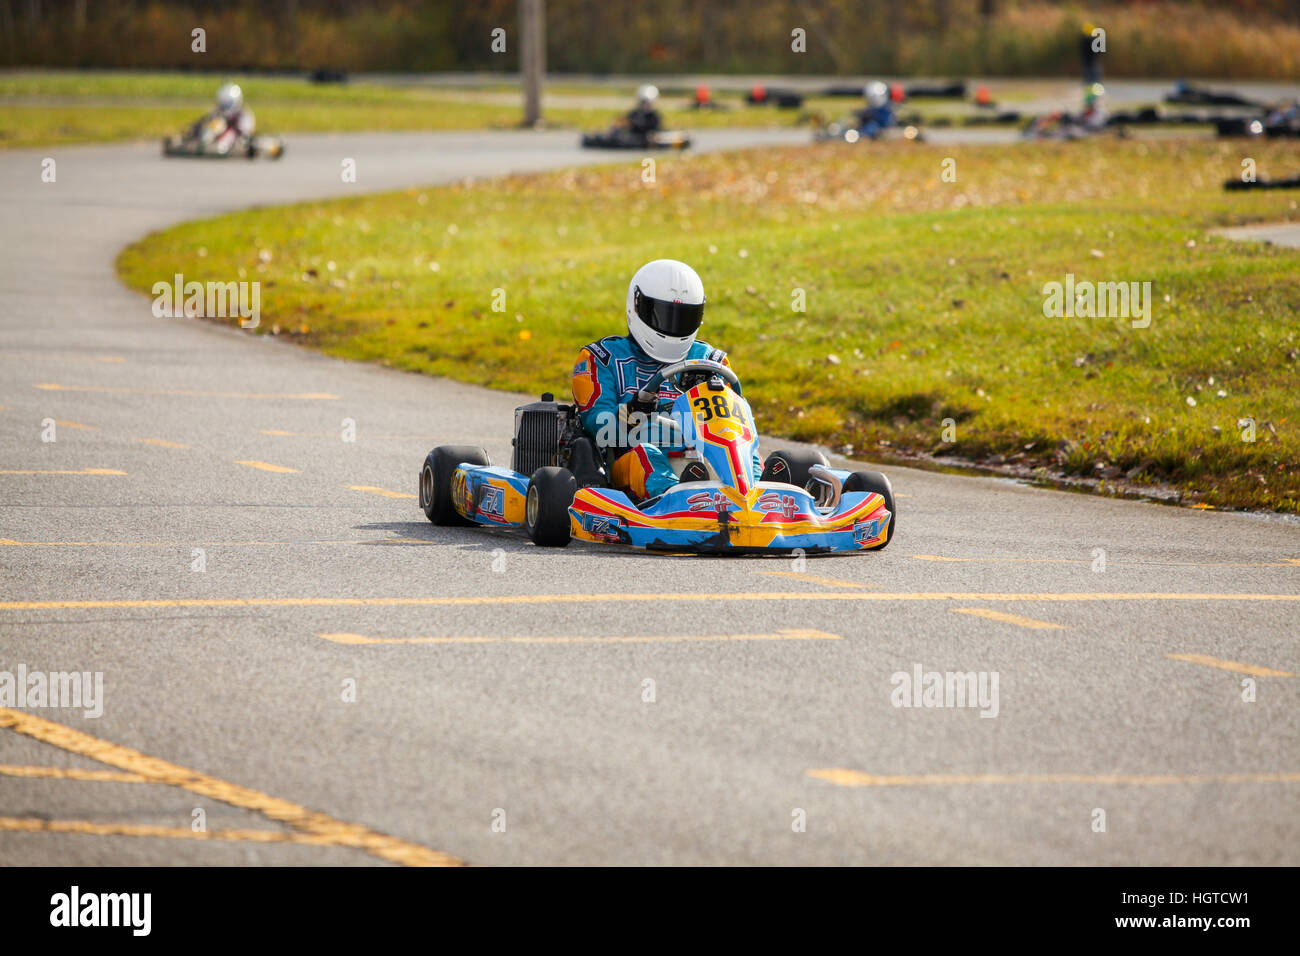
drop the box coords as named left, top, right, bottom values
left=525, top=466, right=576, bottom=547
left=760, top=448, right=830, bottom=489
left=419, top=445, right=491, bottom=525
left=844, top=470, right=896, bottom=549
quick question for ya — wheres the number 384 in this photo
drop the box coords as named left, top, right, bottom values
left=692, top=394, right=735, bottom=421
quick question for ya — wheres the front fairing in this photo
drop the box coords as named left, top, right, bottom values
left=674, top=382, right=758, bottom=493
left=569, top=480, right=890, bottom=552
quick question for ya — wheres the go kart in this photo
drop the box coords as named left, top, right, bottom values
left=162, top=115, right=285, bottom=159
left=1021, top=112, right=1111, bottom=141
left=812, top=119, right=922, bottom=144
left=580, top=127, right=692, bottom=150
left=419, top=359, right=894, bottom=554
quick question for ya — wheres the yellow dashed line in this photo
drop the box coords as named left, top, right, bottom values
left=808, top=768, right=1300, bottom=787
left=262, top=429, right=445, bottom=440
left=0, top=538, right=414, bottom=548
left=758, top=571, right=869, bottom=589
left=35, top=384, right=337, bottom=400
left=134, top=437, right=192, bottom=449
left=1164, top=654, right=1296, bottom=678
left=0, top=707, right=462, bottom=866
left=318, top=628, right=841, bottom=645
left=0, top=817, right=339, bottom=846
left=347, top=485, right=417, bottom=499
left=52, top=419, right=97, bottom=430
left=912, top=554, right=1300, bottom=568
left=0, top=764, right=147, bottom=783
left=3, top=592, right=1299, bottom=612
left=0, top=468, right=125, bottom=476
left=0, top=352, right=125, bottom=364
left=952, top=608, right=1064, bottom=630
left=234, top=460, right=300, bottom=474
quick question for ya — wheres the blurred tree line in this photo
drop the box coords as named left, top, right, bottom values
left=4, top=0, right=1300, bottom=77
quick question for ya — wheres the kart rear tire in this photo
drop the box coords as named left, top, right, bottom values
left=420, top=445, right=490, bottom=525
left=760, top=448, right=830, bottom=489
left=844, top=470, right=896, bottom=549
left=525, top=466, right=576, bottom=547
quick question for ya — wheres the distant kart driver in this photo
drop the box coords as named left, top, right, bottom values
left=855, top=81, right=897, bottom=138
left=570, top=259, right=762, bottom=501
left=1081, top=82, right=1107, bottom=131
left=623, top=84, right=663, bottom=137
left=193, top=83, right=256, bottom=154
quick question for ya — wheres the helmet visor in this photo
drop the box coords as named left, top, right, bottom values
left=635, top=289, right=704, bottom=337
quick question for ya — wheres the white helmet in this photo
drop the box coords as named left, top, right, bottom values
left=636, top=84, right=659, bottom=107
left=865, top=81, right=888, bottom=108
left=216, top=83, right=243, bottom=116
left=626, top=259, right=705, bottom=363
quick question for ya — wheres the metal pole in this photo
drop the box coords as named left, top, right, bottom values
left=520, top=0, right=545, bottom=127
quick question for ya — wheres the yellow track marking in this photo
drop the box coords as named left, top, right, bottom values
left=52, top=419, right=97, bottom=430
left=0, top=817, right=341, bottom=846
left=0, top=468, right=125, bottom=476
left=318, top=628, right=841, bottom=646
left=4, top=592, right=1300, bottom=612
left=35, top=384, right=337, bottom=400
left=0, top=707, right=462, bottom=866
left=0, top=352, right=125, bottom=364
left=0, top=764, right=147, bottom=783
left=234, top=460, right=300, bottom=473
left=913, top=554, right=1300, bottom=569
left=134, top=437, right=191, bottom=449
left=808, top=768, right=1300, bottom=787
left=759, top=571, right=869, bottom=589
left=262, top=429, right=447, bottom=440
left=1164, top=654, right=1296, bottom=678
left=952, top=608, right=1064, bottom=630
left=0, top=538, right=410, bottom=548
left=347, top=485, right=417, bottom=499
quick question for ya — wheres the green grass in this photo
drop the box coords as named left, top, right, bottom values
left=117, top=137, right=1300, bottom=512
left=0, top=70, right=848, bottom=148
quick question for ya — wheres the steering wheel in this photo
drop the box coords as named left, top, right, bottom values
left=636, top=359, right=742, bottom=402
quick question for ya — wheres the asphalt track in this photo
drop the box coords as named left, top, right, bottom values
left=0, top=129, right=1297, bottom=866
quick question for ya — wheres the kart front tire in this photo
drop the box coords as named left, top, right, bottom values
left=760, top=448, right=830, bottom=489
left=525, top=466, right=576, bottom=547
left=844, top=470, right=896, bottom=549
left=420, top=445, right=490, bottom=525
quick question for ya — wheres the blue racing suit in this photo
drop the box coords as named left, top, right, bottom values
left=570, top=334, right=762, bottom=499
left=855, top=103, right=897, bottom=138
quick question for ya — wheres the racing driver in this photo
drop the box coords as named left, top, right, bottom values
left=570, top=259, right=762, bottom=501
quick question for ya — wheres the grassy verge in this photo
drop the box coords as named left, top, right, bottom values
left=1, top=71, right=885, bottom=149
left=117, top=137, right=1300, bottom=512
